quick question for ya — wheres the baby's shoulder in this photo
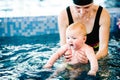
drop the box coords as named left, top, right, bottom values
left=84, top=44, right=94, bottom=51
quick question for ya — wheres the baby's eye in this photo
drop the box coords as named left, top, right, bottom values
left=72, top=37, right=76, bottom=39
left=67, top=37, right=70, bottom=39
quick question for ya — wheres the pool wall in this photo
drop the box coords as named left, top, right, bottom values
left=0, top=16, right=58, bottom=37
left=0, top=8, right=120, bottom=37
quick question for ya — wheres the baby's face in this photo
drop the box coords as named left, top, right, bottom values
left=66, top=30, right=85, bottom=50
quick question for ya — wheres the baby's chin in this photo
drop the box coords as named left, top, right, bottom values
left=70, top=45, right=76, bottom=50
left=71, top=45, right=80, bottom=50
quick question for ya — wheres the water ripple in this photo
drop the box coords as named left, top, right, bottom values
left=0, top=36, right=119, bottom=80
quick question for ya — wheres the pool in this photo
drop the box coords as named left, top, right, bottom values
left=0, top=0, right=120, bottom=79
left=0, top=34, right=60, bottom=80
left=0, top=33, right=120, bottom=80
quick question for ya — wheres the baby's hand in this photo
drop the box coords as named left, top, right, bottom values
left=87, top=70, right=96, bottom=76
left=64, top=50, right=72, bottom=62
left=43, top=64, right=52, bottom=69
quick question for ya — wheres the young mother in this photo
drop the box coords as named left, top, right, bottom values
left=58, top=0, right=110, bottom=63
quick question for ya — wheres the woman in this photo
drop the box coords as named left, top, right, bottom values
left=58, top=0, right=110, bottom=63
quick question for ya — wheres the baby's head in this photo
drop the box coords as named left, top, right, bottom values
left=66, top=22, right=87, bottom=50
left=66, top=22, right=87, bottom=36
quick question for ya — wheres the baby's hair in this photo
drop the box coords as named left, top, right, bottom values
left=67, top=22, right=87, bottom=36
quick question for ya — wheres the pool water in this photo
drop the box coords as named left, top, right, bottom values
left=0, top=34, right=120, bottom=80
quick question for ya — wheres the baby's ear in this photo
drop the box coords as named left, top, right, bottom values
left=83, top=36, right=87, bottom=42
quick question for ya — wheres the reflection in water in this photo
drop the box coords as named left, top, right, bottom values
left=0, top=34, right=120, bottom=80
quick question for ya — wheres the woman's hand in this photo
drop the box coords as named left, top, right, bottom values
left=64, top=50, right=88, bottom=64
left=76, top=50, right=88, bottom=64
left=64, top=49, right=72, bottom=62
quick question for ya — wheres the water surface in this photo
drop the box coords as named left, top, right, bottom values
left=0, top=34, right=120, bottom=80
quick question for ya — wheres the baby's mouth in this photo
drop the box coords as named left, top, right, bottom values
left=70, top=44, right=73, bottom=47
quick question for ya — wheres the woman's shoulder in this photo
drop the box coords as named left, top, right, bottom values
left=93, top=5, right=109, bottom=13
left=93, top=4, right=110, bottom=16
left=93, top=4, right=110, bottom=24
left=59, top=6, right=69, bottom=15
left=58, top=7, right=70, bottom=26
left=99, top=6, right=110, bottom=25
left=59, top=6, right=73, bottom=16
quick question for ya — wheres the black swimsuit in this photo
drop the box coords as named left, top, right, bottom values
left=66, top=6, right=103, bottom=51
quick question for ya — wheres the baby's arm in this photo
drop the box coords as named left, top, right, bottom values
left=43, top=53, right=60, bottom=68
left=43, top=45, right=68, bottom=68
left=86, top=47, right=98, bottom=76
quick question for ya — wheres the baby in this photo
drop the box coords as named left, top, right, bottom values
left=43, top=22, right=98, bottom=79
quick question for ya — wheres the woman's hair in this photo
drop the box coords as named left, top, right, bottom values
left=73, top=0, right=93, bottom=6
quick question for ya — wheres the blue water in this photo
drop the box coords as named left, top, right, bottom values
left=0, top=34, right=120, bottom=80
left=0, top=34, right=60, bottom=80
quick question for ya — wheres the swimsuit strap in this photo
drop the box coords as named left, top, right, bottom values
left=93, top=6, right=103, bottom=28
left=66, top=6, right=73, bottom=25
left=90, top=6, right=103, bottom=39
left=88, top=6, right=103, bottom=51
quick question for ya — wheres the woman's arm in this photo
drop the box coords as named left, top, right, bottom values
left=96, top=8, right=110, bottom=60
left=58, top=9, right=69, bottom=46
